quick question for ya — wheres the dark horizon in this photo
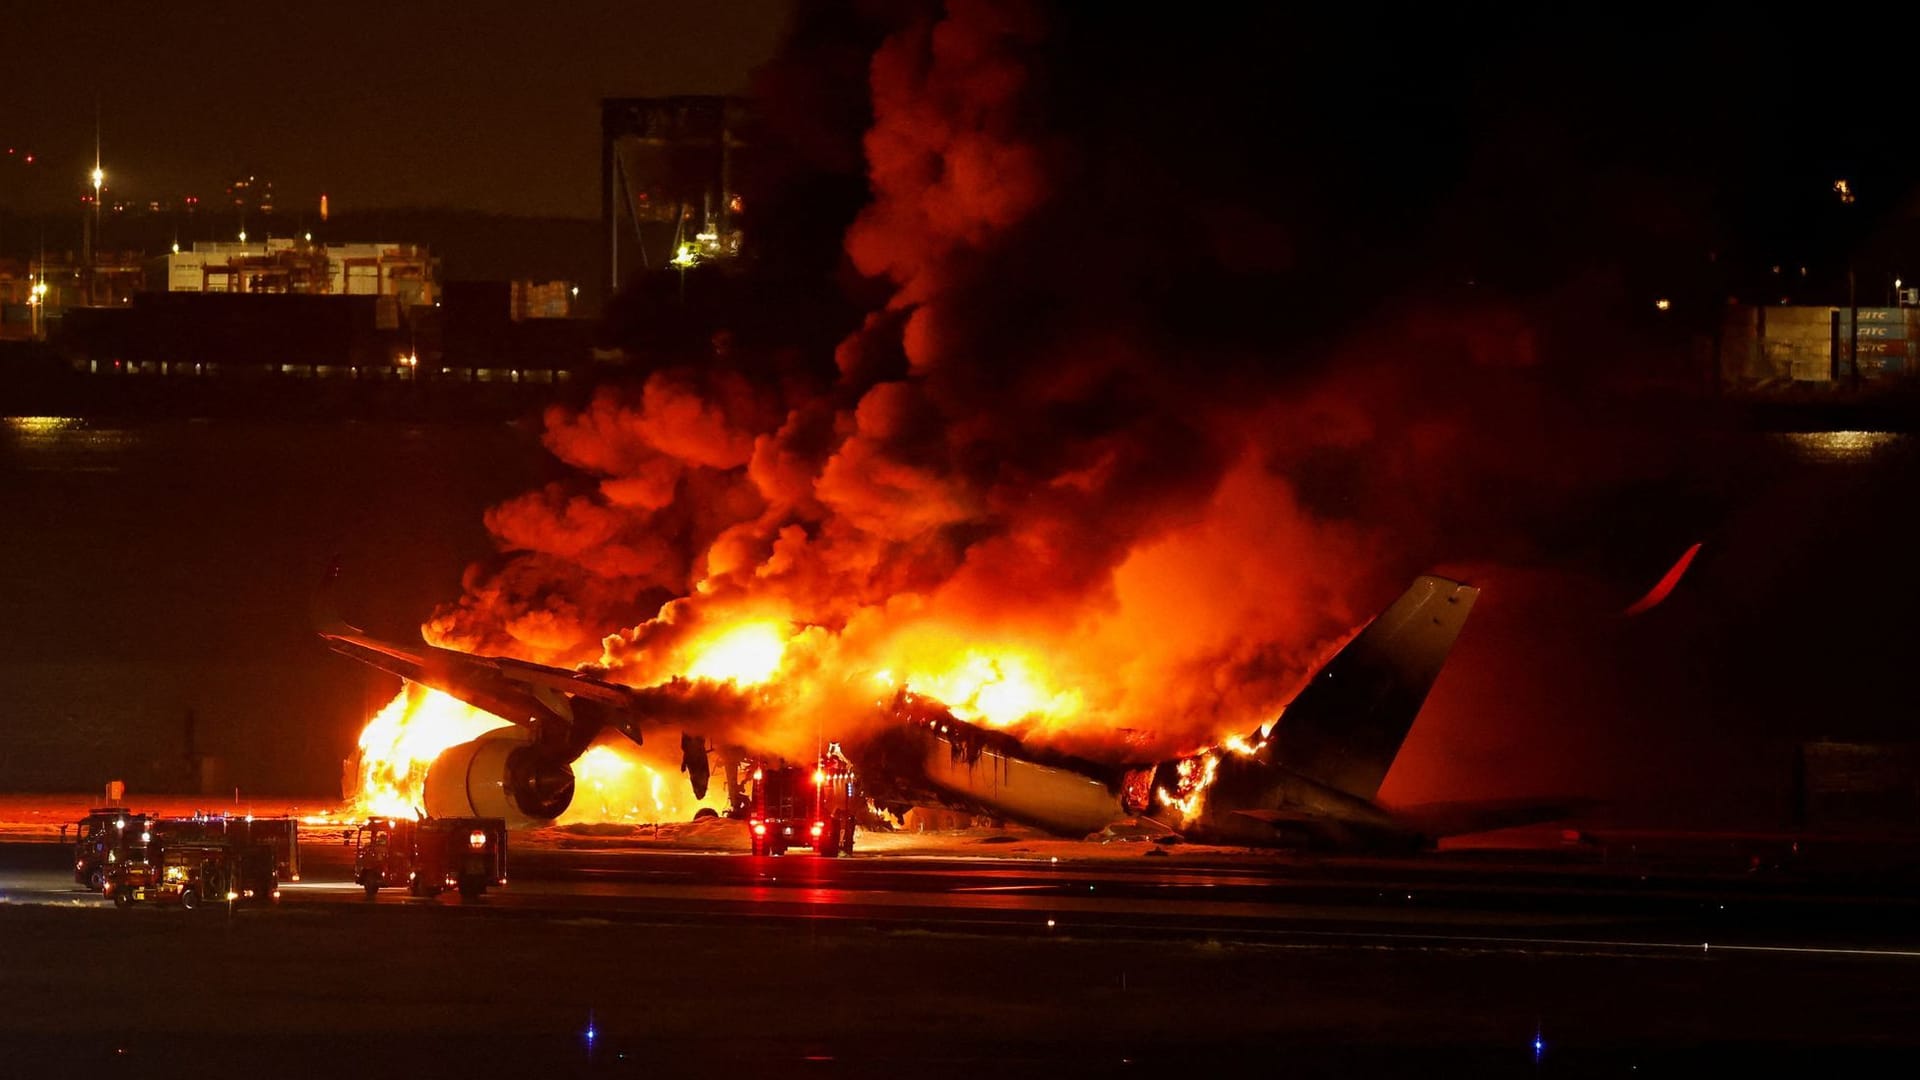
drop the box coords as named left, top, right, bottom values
left=0, top=0, right=792, bottom=219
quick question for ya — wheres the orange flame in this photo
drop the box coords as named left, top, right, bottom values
left=685, top=620, right=788, bottom=686
left=347, top=684, right=731, bottom=824
left=349, top=685, right=510, bottom=819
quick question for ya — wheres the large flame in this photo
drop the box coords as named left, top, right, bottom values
left=349, top=6, right=1465, bottom=815
left=351, top=685, right=510, bottom=819
left=346, top=684, right=732, bottom=824
left=685, top=620, right=788, bottom=686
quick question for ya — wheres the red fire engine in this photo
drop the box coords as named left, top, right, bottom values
left=155, top=814, right=302, bottom=884
left=105, top=839, right=279, bottom=909
left=745, top=751, right=858, bottom=857
left=72, top=808, right=156, bottom=891
left=354, top=816, right=507, bottom=900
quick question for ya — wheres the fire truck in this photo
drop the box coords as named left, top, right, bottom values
left=157, top=814, right=302, bottom=884
left=72, top=808, right=155, bottom=891
left=354, top=816, right=507, bottom=900
left=745, top=750, right=859, bottom=857
left=105, top=838, right=279, bottom=909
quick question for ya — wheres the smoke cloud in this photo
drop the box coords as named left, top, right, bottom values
left=424, top=2, right=1709, bottom=791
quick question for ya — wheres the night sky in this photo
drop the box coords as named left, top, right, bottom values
left=0, top=0, right=793, bottom=218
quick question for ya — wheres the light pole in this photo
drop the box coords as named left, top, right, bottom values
left=28, top=280, right=47, bottom=340
left=88, top=166, right=104, bottom=305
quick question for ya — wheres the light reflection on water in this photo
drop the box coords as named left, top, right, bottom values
left=0, top=416, right=141, bottom=469
left=1769, top=430, right=1910, bottom=465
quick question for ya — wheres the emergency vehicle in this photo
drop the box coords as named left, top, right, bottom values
left=72, top=808, right=155, bottom=892
left=105, top=839, right=279, bottom=909
left=746, top=750, right=858, bottom=857
left=158, top=814, right=302, bottom=883
left=354, top=816, right=507, bottom=899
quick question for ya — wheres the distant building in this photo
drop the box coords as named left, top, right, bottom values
left=602, top=96, right=751, bottom=289
left=510, top=280, right=579, bottom=320
left=1720, top=304, right=1920, bottom=394
left=158, top=240, right=438, bottom=305
left=29, top=251, right=147, bottom=310
left=227, top=173, right=275, bottom=217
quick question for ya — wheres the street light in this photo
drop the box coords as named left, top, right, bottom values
left=671, top=243, right=698, bottom=302
left=87, top=166, right=105, bottom=305
left=28, top=280, right=47, bottom=339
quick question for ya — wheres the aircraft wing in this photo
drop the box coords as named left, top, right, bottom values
left=312, top=562, right=681, bottom=753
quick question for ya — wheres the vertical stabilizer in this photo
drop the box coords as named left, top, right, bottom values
left=1266, top=576, right=1478, bottom=800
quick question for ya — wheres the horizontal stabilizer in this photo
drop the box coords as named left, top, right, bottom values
left=1228, top=808, right=1323, bottom=825
left=1390, top=796, right=1598, bottom=838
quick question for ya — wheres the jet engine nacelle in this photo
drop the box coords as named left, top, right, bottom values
left=423, top=728, right=576, bottom=829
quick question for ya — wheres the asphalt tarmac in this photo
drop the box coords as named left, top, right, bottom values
left=4, top=838, right=1920, bottom=1076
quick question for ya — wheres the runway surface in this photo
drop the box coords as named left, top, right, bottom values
left=7, top=837, right=1920, bottom=1076
left=10, top=833, right=1920, bottom=955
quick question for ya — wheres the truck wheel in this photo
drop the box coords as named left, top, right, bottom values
left=179, top=889, right=199, bottom=911
left=87, top=867, right=105, bottom=892
left=112, top=888, right=131, bottom=908
left=363, top=880, right=379, bottom=901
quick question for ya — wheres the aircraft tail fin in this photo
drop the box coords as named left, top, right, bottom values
left=1266, top=576, right=1478, bottom=801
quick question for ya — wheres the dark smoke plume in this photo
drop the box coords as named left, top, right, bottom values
left=428, top=3, right=1722, bottom=794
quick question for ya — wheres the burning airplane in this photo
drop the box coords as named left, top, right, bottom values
left=321, top=568, right=1529, bottom=848
left=314, top=5, right=1594, bottom=846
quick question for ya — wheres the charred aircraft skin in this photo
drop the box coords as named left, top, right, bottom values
left=1163, top=752, right=1412, bottom=850
left=851, top=702, right=1144, bottom=836
left=850, top=577, right=1503, bottom=852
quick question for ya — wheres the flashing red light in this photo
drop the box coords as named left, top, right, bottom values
left=810, top=821, right=824, bottom=837
left=752, top=768, right=763, bottom=781
left=813, top=768, right=826, bottom=786
left=468, top=830, right=487, bottom=850
left=751, top=821, right=766, bottom=836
